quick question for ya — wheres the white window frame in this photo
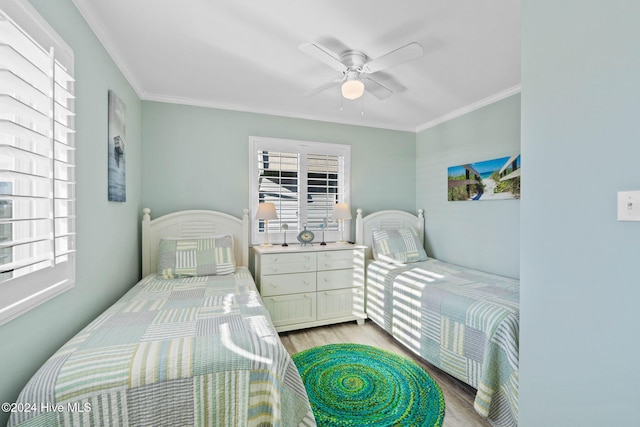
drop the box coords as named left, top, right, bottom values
left=249, top=136, right=351, bottom=245
left=0, top=0, right=75, bottom=325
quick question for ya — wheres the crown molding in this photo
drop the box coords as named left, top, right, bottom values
left=71, top=0, right=145, bottom=98
left=69, top=0, right=520, bottom=134
left=69, top=1, right=414, bottom=133
left=145, top=87, right=522, bottom=134
left=414, top=85, right=521, bottom=133
left=142, top=92, right=418, bottom=133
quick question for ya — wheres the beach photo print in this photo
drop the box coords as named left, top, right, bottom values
left=448, top=155, right=521, bottom=201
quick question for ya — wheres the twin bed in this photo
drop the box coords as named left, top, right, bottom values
left=8, top=209, right=315, bottom=427
left=9, top=207, right=519, bottom=427
left=356, top=209, right=519, bottom=427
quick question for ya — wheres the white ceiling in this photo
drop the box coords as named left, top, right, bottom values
left=72, top=0, right=521, bottom=132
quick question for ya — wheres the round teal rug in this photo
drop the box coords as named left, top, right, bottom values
left=292, top=343, right=445, bottom=427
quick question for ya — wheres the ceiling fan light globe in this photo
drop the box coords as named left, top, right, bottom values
left=341, top=79, right=365, bottom=100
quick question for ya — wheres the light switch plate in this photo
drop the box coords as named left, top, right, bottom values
left=617, top=191, right=640, bottom=221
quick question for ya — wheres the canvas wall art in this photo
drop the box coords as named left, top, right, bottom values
left=107, top=90, right=126, bottom=202
left=448, top=154, right=521, bottom=201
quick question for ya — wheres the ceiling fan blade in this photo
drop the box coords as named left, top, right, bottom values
left=362, top=42, right=423, bottom=74
left=361, top=77, right=393, bottom=100
left=299, top=43, right=347, bottom=72
left=303, top=78, right=343, bottom=97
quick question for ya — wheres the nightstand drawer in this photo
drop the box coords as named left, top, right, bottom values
left=317, top=250, right=361, bottom=271
left=317, top=287, right=365, bottom=321
left=317, top=269, right=363, bottom=291
left=261, top=272, right=316, bottom=296
left=318, top=249, right=364, bottom=270
left=261, top=252, right=316, bottom=265
left=261, top=261, right=315, bottom=275
left=317, top=258, right=357, bottom=271
left=263, top=293, right=317, bottom=327
left=318, top=249, right=355, bottom=261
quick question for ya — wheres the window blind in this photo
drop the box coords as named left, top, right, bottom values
left=257, top=150, right=299, bottom=233
left=306, top=152, right=342, bottom=228
left=250, top=137, right=350, bottom=245
left=0, top=6, right=75, bottom=290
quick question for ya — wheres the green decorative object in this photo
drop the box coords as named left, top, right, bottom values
left=292, top=343, right=445, bottom=427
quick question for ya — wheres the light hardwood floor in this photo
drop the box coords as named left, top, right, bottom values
left=280, top=320, right=491, bottom=427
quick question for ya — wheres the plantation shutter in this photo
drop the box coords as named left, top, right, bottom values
left=305, top=152, right=342, bottom=229
left=0, top=8, right=75, bottom=283
left=257, top=150, right=299, bottom=234
left=250, top=137, right=350, bottom=245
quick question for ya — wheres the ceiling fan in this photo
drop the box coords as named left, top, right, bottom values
left=299, top=41, right=423, bottom=100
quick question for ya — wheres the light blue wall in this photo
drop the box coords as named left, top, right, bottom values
left=141, top=101, right=417, bottom=238
left=416, top=95, right=521, bottom=278
left=8, top=3, right=640, bottom=426
left=0, top=1, right=142, bottom=424
left=520, top=1, right=640, bottom=425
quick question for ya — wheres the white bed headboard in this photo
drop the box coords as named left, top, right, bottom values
left=141, top=208, right=250, bottom=276
left=355, top=209, right=425, bottom=259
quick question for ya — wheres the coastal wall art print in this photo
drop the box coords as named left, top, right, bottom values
left=448, top=154, right=521, bottom=201
left=107, top=90, right=126, bottom=202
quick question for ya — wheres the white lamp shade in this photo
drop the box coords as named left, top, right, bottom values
left=332, top=203, right=352, bottom=220
left=256, top=202, right=278, bottom=220
left=341, top=79, right=365, bottom=100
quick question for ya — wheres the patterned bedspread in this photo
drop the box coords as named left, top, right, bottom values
left=367, top=258, right=519, bottom=427
left=8, top=268, right=316, bottom=427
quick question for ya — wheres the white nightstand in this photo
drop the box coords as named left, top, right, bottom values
left=253, top=243, right=367, bottom=332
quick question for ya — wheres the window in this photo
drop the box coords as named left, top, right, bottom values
left=249, top=136, right=351, bottom=245
left=0, top=0, right=75, bottom=325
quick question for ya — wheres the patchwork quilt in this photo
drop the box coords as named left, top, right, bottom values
left=8, top=268, right=316, bottom=427
left=367, top=258, right=519, bottom=427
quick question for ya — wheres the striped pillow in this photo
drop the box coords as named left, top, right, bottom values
left=158, top=235, right=235, bottom=278
left=371, top=227, right=427, bottom=264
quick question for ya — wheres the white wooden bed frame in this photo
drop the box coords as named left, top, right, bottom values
left=354, top=208, right=520, bottom=426
left=141, top=208, right=250, bottom=276
left=355, top=209, right=425, bottom=258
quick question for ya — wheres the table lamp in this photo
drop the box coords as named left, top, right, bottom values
left=256, top=202, right=278, bottom=246
left=332, top=203, right=352, bottom=243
